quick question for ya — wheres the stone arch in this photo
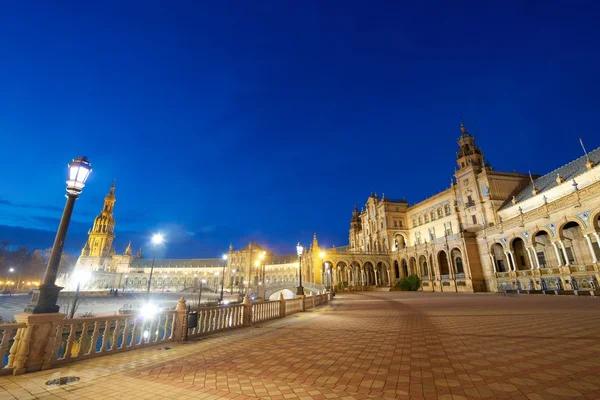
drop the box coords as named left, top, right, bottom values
left=558, top=220, right=589, bottom=265
left=409, top=257, right=417, bottom=276
left=437, top=250, right=450, bottom=276
left=401, top=259, right=408, bottom=277
left=418, top=255, right=428, bottom=277
left=510, top=237, right=531, bottom=270
left=350, top=261, right=360, bottom=285
left=376, top=261, right=390, bottom=286
left=363, top=261, right=375, bottom=285
left=394, top=234, right=408, bottom=250
left=490, top=243, right=508, bottom=272
left=450, top=248, right=464, bottom=274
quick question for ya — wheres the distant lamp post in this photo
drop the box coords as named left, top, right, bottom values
left=27, top=156, right=92, bottom=314
left=258, top=251, right=266, bottom=300
left=146, top=233, right=164, bottom=294
left=230, top=269, right=236, bottom=294
left=68, top=270, right=91, bottom=319
left=219, top=254, right=227, bottom=304
left=198, top=278, right=206, bottom=305
left=296, top=242, right=305, bottom=296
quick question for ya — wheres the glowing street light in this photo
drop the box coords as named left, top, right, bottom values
left=27, top=156, right=92, bottom=314
left=68, top=270, right=91, bottom=319
left=296, top=242, right=304, bottom=296
left=146, top=233, right=165, bottom=294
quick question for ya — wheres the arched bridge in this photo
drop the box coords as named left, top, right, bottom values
left=264, top=282, right=326, bottom=300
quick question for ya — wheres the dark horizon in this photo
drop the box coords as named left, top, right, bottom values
left=1, top=2, right=600, bottom=258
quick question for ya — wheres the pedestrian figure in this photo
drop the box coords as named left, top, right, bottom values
left=570, top=275, right=578, bottom=290
left=555, top=277, right=561, bottom=290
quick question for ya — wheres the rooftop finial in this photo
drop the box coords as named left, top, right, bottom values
left=529, top=171, right=539, bottom=195
left=460, top=117, right=467, bottom=135
left=580, top=138, right=595, bottom=170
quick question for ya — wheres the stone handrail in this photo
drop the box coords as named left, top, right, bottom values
left=51, top=311, right=178, bottom=366
left=188, top=304, right=244, bottom=337
left=4, top=292, right=331, bottom=376
left=285, top=298, right=303, bottom=315
left=251, top=301, right=281, bottom=323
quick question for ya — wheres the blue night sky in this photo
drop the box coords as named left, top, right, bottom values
left=1, top=1, right=599, bottom=258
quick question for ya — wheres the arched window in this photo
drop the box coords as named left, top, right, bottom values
left=418, top=216, right=423, bottom=226
left=430, top=210, right=436, bottom=221
left=437, top=208, right=443, bottom=218
left=445, top=204, right=451, bottom=216
left=424, top=214, right=429, bottom=223
left=456, top=257, right=464, bottom=273
left=413, top=219, right=417, bottom=227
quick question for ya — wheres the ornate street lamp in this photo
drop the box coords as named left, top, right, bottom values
left=146, top=233, right=165, bottom=294
left=219, top=254, right=227, bottom=304
left=26, top=156, right=92, bottom=314
left=296, top=242, right=304, bottom=295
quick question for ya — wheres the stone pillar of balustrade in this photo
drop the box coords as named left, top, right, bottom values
left=243, top=293, right=252, bottom=326
left=297, top=295, right=305, bottom=312
left=279, top=292, right=286, bottom=318
left=12, top=312, right=66, bottom=375
left=173, top=297, right=187, bottom=342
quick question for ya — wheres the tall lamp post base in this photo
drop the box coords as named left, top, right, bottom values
left=296, top=286, right=304, bottom=296
left=24, top=284, right=63, bottom=314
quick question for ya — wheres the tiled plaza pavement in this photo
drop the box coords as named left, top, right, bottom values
left=1, top=292, right=600, bottom=400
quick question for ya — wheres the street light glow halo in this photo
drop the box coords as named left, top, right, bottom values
left=151, top=233, right=165, bottom=245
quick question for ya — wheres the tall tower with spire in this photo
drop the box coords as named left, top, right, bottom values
left=81, top=184, right=116, bottom=257
left=456, top=119, right=484, bottom=172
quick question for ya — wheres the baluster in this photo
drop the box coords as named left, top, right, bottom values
left=147, top=317, right=155, bottom=344
left=111, top=320, right=121, bottom=350
left=160, top=315, right=168, bottom=341
left=168, top=314, right=175, bottom=340
left=152, top=316, right=160, bottom=343
left=221, top=309, right=226, bottom=329
left=64, top=323, right=77, bottom=360
left=76, top=322, right=88, bottom=358
left=100, top=320, right=110, bottom=353
left=121, top=318, right=131, bottom=349
left=88, top=321, right=100, bottom=355
left=0, top=328, right=11, bottom=367
left=6, top=327, right=22, bottom=368
left=216, top=309, right=221, bottom=330
left=130, top=318, right=139, bottom=347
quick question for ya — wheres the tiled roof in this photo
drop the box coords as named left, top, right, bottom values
left=499, top=146, right=600, bottom=210
left=130, top=258, right=222, bottom=268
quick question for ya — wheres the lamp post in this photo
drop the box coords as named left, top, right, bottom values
left=296, top=242, right=304, bottom=296
left=260, top=252, right=266, bottom=300
left=325, top=262, right=331, bottom=292
left=230, top=269, right=236, bottom=294
left=26, top=156, right=92, bottom=314
left=319, top=252, right=325, bottom=288
left=68, top=270, right=91, bottom=319
left=146, top=233, right=164, bottom=295
left=219, top=254, right=227, bottom=304
left=198, top=279, right=206, bottom=306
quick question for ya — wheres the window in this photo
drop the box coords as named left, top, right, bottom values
left=472, top=215, right=477, bottom=224
left=437, top=208, right=443, bottom=218
left=381, top=222, right=384, bottom=229
left=399, top=220, right=403, bottom=228
left=424, top=214, right=429, bottom=223
left=463, top=179, right=469, bottom=186
left=418, top=217, right=423, bottom=226
left=412, top=219, right=417, bottom=227
left=415, top=232, right=421, bottom=245
left=444, top=222, right=453, bottom=236
left=430, top=210, right=436, bottom=221
left=394, top=220, right=398, bottom=228
left=445, top=204, right=451, bottom=216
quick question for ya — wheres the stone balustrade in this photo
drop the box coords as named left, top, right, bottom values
left=2, top=292, right=331, bottom=376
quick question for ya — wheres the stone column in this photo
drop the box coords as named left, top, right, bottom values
left=489, top=254, right=497, bottom=273
left=279, top=292, right=286, bottom=318
left=525, top=248, right=535, bottom=270
left=584, top=234, right=598, bottom=263
left=242, top=293, right=252, bottom=326
left=504, top=252, right=513, bottom=271
left=173, top=297, right=187, bottom=342
left=374, top=269, right=379, bottom=286
left=552, top=242, right=563, bottom=266
left=386, top=269, right=391, bottom=286
left=529, top=247, right=541, bottom=269
left=12, top=313, right=65, bottom=374
left=559, top=240, right=570, bottom=265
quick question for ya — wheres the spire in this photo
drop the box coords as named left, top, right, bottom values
left=580, top=138, right=595, bottom=170
left=124, top=241, right=132, bottom=256
left=460, top=117, right=468, bottom=136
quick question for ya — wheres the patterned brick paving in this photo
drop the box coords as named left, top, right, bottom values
left=1, top=292, right=600, bottom=399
